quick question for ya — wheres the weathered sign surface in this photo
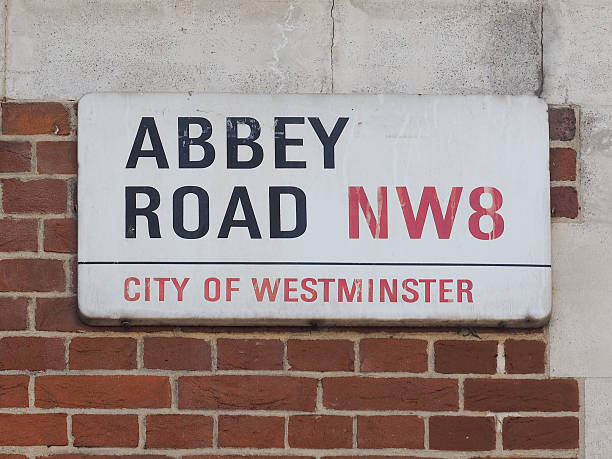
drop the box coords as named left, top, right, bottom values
left=78, top=93, right=550, bottom=326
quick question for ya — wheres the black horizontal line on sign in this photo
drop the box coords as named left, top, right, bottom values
left=78, top=261, right=551, bottom=268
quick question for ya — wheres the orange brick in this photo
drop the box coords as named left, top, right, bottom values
left=70, top=338, right=137, bottom=370
left=2, top=102, right=70, bottom=135
left=72, top=414, right=138, bottom=447
left=36, top=375, right=171, bottom=409
left=0, top=414, right=67, bottom=446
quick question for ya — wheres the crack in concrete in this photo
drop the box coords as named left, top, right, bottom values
left=269, top=0, right=296, bottom=93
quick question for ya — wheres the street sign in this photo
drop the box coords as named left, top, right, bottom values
left=78, top=93, right=550, bottom=326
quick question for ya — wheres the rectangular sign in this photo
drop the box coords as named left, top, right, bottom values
left=78, top=93, right=551, bottom=326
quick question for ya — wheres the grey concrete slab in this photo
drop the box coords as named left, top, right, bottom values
left=6, top=0, right=332, bottom=99
left=543, top=0, right=612, bottom=105
left=586, top=378, right=612, bottom=458
left=332, top=0, right=542, bottom=95
left=550, top=105, right=612, bottom=377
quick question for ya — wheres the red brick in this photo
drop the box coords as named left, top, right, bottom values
left=288, top=415, right=352, bottom=449
left=0, top=259, right=65, bottom=292
left=322, top=457, right=434, bottom=459
left=359, top=338, right=428, bottom=373
left=0, top=219, right=38, bottom=251
left=36, top=375, right=171, bottom=408
left=70, top=337, right=137, bottom=370
left=0, top=337, right=65, bottom=370
left=44, top=218, right=77, bottom=253
left=0, top=141, right=31, bottom=172
left=505, top=340, right=546, bottom=374
left=323, top=377, right=458, bottom=411
left=186, top=457, right=314, bottom=459
left=144, top=337, right=210, bottom=370
left=179, top=375, right=316, bottom=411
left=146, top=415, right=213, bottom=449
left=551, top=186, right=578, bottom=218
left=218, top=415, right=284, bottom=448
left=0, top=297, right=28, bottom=330
left=2, top=178, right=67, bottom=213
left=503, top=417, right=579, bottom=450
left=0, top=375, right=29, bottom=407
left=43, top=456, right=172, bottom=459
left=464, top=379, right=579, bottom=412
left=429, top=416, right=495, bottom=451
left=2, top=102, right=70, bottom=135
left=217, top=338, right=283, bottom=370
left=357, top=416, right=424, bottom=449
left=549, top=107, right=576, bottom=141
left=0, top=455, right=28, bottom=459
left=288, top=339, right=354, bottom=371
left=72, top=414, right=138, bottom=447
left=36, top=297, right=91, bottom=331
left=435, top=340, right=498, bottom=374
left=550, top=148, right=577, bottom=181
left=0, top=414, right=67, bottom=446
left=37, top=141, right=77, bottom=174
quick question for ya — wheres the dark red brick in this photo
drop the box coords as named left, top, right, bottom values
left=2, top=178, right=67, bottom=213
left=0, top=219, right=37, bottom=252
left=551, top=186, right=578, bottom=218
left=549, top=107, right=576, bottom=141
left=550, top=148, right=577, bottom=181
left=37, top=141, right=77, bottom=174
left=179, top=375, right=316, bottom=411
left=44, top=218, right=77, bottom=253
left=435, top=340, right=498, bottom=374
left=503, top=416, right=579, bottom=450
left=218, top=415, right=284, bottom=448
left=359, top=338, right=428, bottom=372
left=505, top=339, right=546, bottom=374
left=357, top=415, right=424, bottom=449
left=464, top=379, right=579, bottom=412
left=0, top=141, right=31, bottom=172
left=217, top=338, right=284, bottom=370
left=146, top=415, right=213, bottom=449
left=288, top=415, right=352, bottom=449
left=429, top=416, right=495, bottom=451
left=288, top=339, right=354, bottom=371
left=323, top=377, right=458, bottom=411
left=144, top=337, right=211, bottom=370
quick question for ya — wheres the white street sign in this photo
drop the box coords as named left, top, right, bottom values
left=78, top=93, right=550, bottom=326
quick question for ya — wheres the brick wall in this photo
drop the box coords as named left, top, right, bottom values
left=0, top=101, right=581, bottom=458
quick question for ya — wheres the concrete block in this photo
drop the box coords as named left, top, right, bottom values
left=332, top=0, right=542, bottom=95
left=6, top=0, right=332, bottom=99
left=543, top=0, right=612, bottom=104
left=550, top=106, right=612, bottom=377
left=586, top=378, right=612, bottom=458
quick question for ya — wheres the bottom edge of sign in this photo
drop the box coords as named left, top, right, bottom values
left=76, top=310, right=551, bottom=329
